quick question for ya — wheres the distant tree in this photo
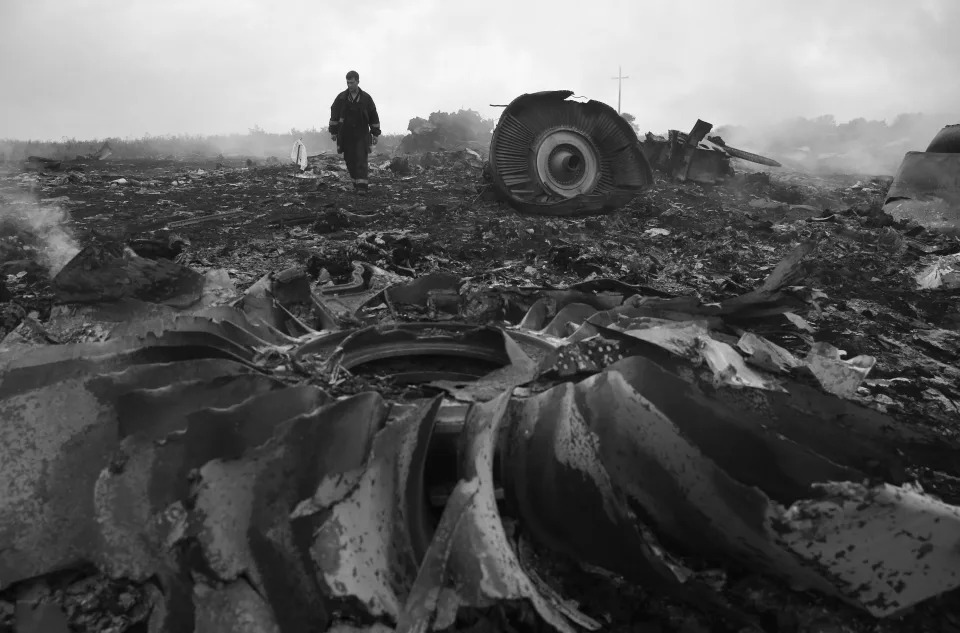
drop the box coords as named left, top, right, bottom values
left=890, top=112, right=927, bottom=133
left=621, top=112, right=640, bottom=134
left=813, top=114, right=837, bottom=131
left=407, top=117, right=430, bottom=134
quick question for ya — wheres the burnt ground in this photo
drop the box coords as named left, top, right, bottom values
left=1, top=153, right=960, bottom=632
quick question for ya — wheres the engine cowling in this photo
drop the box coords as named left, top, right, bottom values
left=488, top=90, right=654, bottom=217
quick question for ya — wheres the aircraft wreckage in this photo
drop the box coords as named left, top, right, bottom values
left=640, top=118, right=782, bottom=185
left=485, top=91, right=780, bottom=216
left=486, top=90, right=654, bottom=217
left=2, top=239, right=960, bottom=631
left=883, top=123, right=960, bottom=233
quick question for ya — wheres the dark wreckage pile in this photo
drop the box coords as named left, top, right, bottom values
left=2, top=237, right=960, bottom=633
left=2, top=95, right=960, bottom=633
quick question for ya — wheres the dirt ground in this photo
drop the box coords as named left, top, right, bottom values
left=1, top=152, right=959, bottom=633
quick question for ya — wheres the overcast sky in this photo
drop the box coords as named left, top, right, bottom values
left=1, top=0, right=957, bottom=140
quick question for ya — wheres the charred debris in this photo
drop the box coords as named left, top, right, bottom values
left=1, top=95, right=960, bottom=633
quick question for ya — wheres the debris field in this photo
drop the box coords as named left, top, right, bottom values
left=1, top=144, right=960, bottom=633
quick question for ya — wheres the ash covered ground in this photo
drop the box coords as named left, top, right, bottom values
left=1, top=149, right=959, bottom=633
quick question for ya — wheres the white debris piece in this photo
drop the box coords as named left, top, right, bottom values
left=916, top=253, right=960, bottom=290
left=804, top=342, right=875, bottom=398
left=290, top=138, right=308, bottom=171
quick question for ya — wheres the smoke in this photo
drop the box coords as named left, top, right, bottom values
left=715, top=112, right=952, bottom=176
left=398, top=109, right=495, bottom=154
left=0, top=188, right=80, bottom=278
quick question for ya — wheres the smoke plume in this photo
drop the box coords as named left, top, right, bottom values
left=0, top=189, right=80, bottom=278
left=715, top=112, right=952, bottom=176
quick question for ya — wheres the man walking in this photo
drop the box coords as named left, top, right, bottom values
left=329, top=70, right=381, bottom=194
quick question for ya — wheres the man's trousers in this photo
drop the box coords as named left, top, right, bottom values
left=341, top=132, right=369, bottom=189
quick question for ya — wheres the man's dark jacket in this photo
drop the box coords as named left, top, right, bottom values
left=329, top=89, right=381, bottom=154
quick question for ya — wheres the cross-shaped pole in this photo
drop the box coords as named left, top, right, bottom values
left=611, top=65, right=629, bottom=114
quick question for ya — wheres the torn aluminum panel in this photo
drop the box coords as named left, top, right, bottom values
left=774, top=481, right=960, bottom=616
left=396, top=393, right=597, bottom=633
left=500, top=363, right=960, bottom=617
left=304, top=397, right=441, bottom=621
left=0, top=351, right=275, bottom=590
left=188, top=393, right=391, bottom=632
left=488, top=90, right=654, bottom=216
left=94, top=384, right=331, bottom=588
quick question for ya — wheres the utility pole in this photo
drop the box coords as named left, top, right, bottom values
left=611, top=65, right=629, bottom=114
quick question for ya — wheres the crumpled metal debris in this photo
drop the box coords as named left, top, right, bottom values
left=641, top=119, right=781, bottom=184
left=499, top=360, right=960, bottom=617
left=397, top=393, right=599, bottom=633
left=3, top=247, right=960, bottom=630
left=303, top=397, right=440, bottom=619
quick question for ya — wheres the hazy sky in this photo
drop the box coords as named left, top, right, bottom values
left=1, top=0, right=957, bottom=140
